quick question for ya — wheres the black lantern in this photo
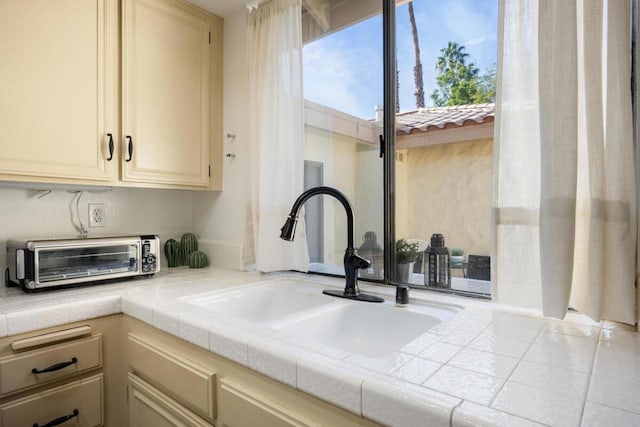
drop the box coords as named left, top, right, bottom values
left=358, top=231, right=383, bottom=280
left=424, top=233, right=451, bottom=288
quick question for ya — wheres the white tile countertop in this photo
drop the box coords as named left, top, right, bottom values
left=0, top=267, right=638, bottom=426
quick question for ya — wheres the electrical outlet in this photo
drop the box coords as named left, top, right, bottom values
left=88, top=203, right=105, bottom=228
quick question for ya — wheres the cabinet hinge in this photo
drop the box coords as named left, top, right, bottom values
left=208, top=165, right=211, bottom=177
left=209, top=32, right=211, bottom=44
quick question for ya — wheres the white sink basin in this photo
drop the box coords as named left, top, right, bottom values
left=275, top=301, right=458, bottom=357
left=179, top=280, right=335, bottom=323
left=180, top=279, right=460, bottom=358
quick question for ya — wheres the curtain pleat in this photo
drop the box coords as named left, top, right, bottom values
left=494, top=0, right=637, bottom=324
left=247, top=0, right=309, bottom=272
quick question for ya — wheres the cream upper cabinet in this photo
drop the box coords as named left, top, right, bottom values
left=122, top=0, right=219, bottom=188
left=0, top=0, right=222, bottom=190
left=0, top=0, right=118, bottom=183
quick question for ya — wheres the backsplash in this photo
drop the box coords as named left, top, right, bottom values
left=0, top=186, right=194, bottom=273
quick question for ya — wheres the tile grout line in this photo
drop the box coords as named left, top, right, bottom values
left=485, top=320, right=547, bottom=408
left=577, top=325, right=603, bottom=426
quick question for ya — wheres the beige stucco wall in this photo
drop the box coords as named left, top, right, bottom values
left=398, top=138, right=493, bottom=257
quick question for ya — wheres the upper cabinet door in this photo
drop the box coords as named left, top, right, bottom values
left=122, top=0, right=212, bottom=188
left=0, top=0, right=117, bottom=183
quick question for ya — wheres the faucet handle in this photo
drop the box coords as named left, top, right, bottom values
left=351, top=253, right=371, bottom=270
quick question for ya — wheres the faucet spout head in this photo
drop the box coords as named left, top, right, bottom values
left=280, top=215, right=298, bottom=241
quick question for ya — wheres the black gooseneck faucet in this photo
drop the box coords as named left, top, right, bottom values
left=280, top=186, right=384, bottom=303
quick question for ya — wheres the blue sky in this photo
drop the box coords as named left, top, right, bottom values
left=303, top=0, right=498, bottom=118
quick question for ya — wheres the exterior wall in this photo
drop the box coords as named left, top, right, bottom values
left=400, top=138, right=493, bottom=257
left=395, top=149, right=409, bottom=240
left=304, top=127, right=383, bottom=265
left=303, top=117, right=493, bottom=266
left=304, top=126, right=382, bottom=265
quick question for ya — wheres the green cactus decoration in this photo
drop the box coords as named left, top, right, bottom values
left=180, top=233, right=198, bottom=263
left=188, top=250, right=208, bottom=269
left=164, top=239, right=181, bottom=268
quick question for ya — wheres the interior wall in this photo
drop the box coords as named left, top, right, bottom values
left=0, top=186, right=193, bottom=273
left=192, top=9, right=249, bottom=270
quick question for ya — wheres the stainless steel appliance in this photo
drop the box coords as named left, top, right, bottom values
left=5, top=235, right=160, bottom=292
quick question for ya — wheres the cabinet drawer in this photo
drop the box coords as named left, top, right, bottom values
left=128, top=373, right=212, bottom=427
left=0, top=335, right=102, bottom=396
left=128, top=334, right=216, bottom=420
left=219, top=379, right=315, bottom=427
left=0, top=373, right=103, bottom=427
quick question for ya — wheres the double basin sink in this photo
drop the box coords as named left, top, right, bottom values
left=180, top=279, right=460, bottom=358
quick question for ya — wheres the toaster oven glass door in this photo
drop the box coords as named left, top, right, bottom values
left=36, top=243, right=140, bottom=283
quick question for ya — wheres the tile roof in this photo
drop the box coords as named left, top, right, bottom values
left=395, top=103, right=494, bottom=134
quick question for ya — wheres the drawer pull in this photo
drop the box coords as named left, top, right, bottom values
left=31, top=357, right=77, bottom=374
left=33, top=408, right=79, bottom=427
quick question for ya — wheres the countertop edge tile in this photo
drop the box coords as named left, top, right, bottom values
left=247, top=335, right=301, bottom=388
left=178, top=312, right=213, bottom=350
left=296, top=352, right=373, bottom=416
left=68, top=294, right=121, bottom=324
left=6, top=304, right=71, bottom=336
left=0, top=313, right=7, bottom=338
left=151, top=302, right=180, bottom=336
left=362, top=374, right=461, bottom=427
left=121, top=294, right=153, bottom=324
left=209, top=321, right=251, bottom=366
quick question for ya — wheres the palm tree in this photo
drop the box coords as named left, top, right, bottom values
left=407, top=1, right=425, bottom=108
left=431, top=42, right=480, bottom=106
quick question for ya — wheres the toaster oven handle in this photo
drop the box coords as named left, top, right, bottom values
left=31, top=357, right=78, bottom=374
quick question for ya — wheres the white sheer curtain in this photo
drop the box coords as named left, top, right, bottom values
left=247, top=0, right=309, bottom=272
left=494, top=0, right=637, bottom=324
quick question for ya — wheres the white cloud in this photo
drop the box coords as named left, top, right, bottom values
left=303, top=26, right=383, bottom=118
left=303, top=44, right=361, bottom=116
left=465, top=36, right=486, bottom=47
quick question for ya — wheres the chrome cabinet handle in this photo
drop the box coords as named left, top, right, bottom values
left=106, top=133, right=114, bottom=161
left=125, top=135, right=133, bottom=162
left=33, top=409, right=79, bottom=427
left=31, top=357, right=77, bottom=374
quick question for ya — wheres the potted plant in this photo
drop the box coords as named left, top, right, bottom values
left=451, top=248, right=465, bottom=268
left=395, top=239, right=420, bottom=283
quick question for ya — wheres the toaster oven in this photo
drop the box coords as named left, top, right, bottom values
left=5, top=235, right=160, bottom=292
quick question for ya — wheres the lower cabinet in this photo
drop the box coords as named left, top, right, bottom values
left=218, top=378, right=315, bottom=427
left=124, top=316, right=379, bottom=427
left=127, top=333, right=216, bottom=424
left=0, top=374, right=104, bottom=427
left=0, top=315, right=126, bottom=427
left=128, top=373, right=212, bottom=427
left=0, top=314, right=379, bottom=427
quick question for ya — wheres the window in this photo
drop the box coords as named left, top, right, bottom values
left=302, top=5, right=384, bottom=278
left=302, top=0, right=497, bottom=298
